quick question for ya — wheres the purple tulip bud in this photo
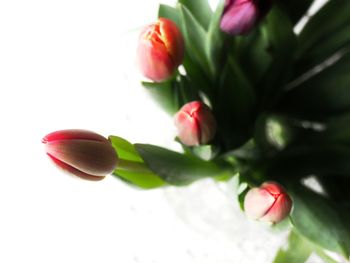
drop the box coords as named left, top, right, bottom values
left=220, top=0, right=272, bottom=35
left=43, top=129, right=118, bottom=181
left=244, top=181, right=292, bottom=223
left=174, top=101, right=217, bottom=146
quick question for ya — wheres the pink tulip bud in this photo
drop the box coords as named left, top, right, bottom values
left=43, top=129, right=118, bottom=181
left=137, top=18, right=185, bottom=82
left=220, top=0, right=272, bottom=35
left=174, top=101, right=217, bottom=146
left=244, top=181, right=292, bottom=223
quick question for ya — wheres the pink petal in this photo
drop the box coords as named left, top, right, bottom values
left=45, top=140, right=117, bottom=177
left=220, top=0, right=258, bottom=35
left=244, top=187, right=275, bottom=219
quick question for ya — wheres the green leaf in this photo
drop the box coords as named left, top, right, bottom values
left=205, top=0, right=225, bottom=78
left=109, top=136, right=165, bottom=189
left=259, top=5, right=297, bottom=105
left=323, top=114, right=350, bottom=145
left=290, top=185, right=350, bottom=257
left=182, top=55, right=212, bottom=97
left=178, top=0, right=212, bottom=30
left=276, top=51, right=350, bottom=120
left=178, top=140, right=217, bottom=161
left=135, top=144, right=232, bottom=186
left=297, top=25, right=350, bottom=76
left=238, top=186, right=249, bottom=211
left=296, top=0, right=350, bottom=74
left=115, top=169, right=165, bottom=189
left=223, top=139, right=260, bottom=161
left=277, top=0, right=314, bottom=25
left=109, top=136, right=143, bottom=162
left=264, top=5, right=297, bottom=60
left=214, top=57, right=256, bottom=150
left=142, top=81, right=179, bottom=115
left=177, top=74, right=201, bottom=103
left=142, top=77, right=199, bottom=115
left=190, top=145, right=215, bottom=161
left=273, top=231, right=313, bottom=263
left=254, top=114, right=295, bottom=156
left=158, top=4, right=213, bottom=96
left=315, top=250, right=339, bottom=263
left=158, top=4, right=180, bottom=26
left=178, top=4, right=211, bottom=77
left=255, top=113, right=350, bottom=154
left=228, top=174, right=248, bottom=210
left=318, top=176, right=350, bottom=204
left=267, top=145, right=350, bottom=178
left=294, top=113, right=350, bottom=147
left=236, top=28, right=272, bottom=86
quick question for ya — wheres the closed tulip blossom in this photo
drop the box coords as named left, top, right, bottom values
left=220, top=0, right=272, bottom=35
left=174, top=101, right=217, bottom=146
left=137, top=18, right=184, bottom=82
left=43, top=129, right=118, bottom=181
left=244, top=181, right=292, bottom=223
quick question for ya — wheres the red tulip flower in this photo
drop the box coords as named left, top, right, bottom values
left=137, top=18, right=185, bottom=82
left=220, top=0, right=272, bottom=35
left=174, top=101, right=217, bottom=146
left=244, top=181, right=292, bottom=223
left=43, top=129, right=118, bottom=181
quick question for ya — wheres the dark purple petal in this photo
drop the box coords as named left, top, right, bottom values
left=220, top=0, right=259, bottom=35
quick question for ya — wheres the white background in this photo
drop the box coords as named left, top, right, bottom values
left=0, top=0, right=329, bottom=262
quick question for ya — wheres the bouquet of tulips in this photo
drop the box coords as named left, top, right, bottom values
left=42, top=0, right=350, bottom=262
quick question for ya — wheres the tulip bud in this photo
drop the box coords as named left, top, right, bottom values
left=244, top=181, right=292, bottom=223
left=174, top=101, right=217, bottom=146
left=220, top=0, right=272, bottom=35
left=137, top=18, right=185, bottom=82
left=42, top=129, right=118, bottom=181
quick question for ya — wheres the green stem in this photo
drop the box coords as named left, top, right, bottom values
left=117, top=159, right=152, bottom=174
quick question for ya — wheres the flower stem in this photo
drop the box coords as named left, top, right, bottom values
left=117, top=159, right=152, bottom=174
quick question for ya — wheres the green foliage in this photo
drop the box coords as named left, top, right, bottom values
left=178, top=4, right=211, bottom=77
left=273, top=231, right=313, bottom=263
left=109, top=136, right=165, bottom=189
left=142, top=76, right=200, bottom=115
left=277, top=0, right=314, bottom=25
left=267, top=145, right=350, bottom=179
left=158, top=4, right=180, bottom=27
left=135, top=144, right=233, bottom=185
left=236, top=27, right=271, bottom=86
left=290, top=185, right=350, bottom=257
left=178, top=0, right=212, bottom=29
left=131, top=0, right=350, bottom=261
left=158, top=1, right=226, bottom=98
left=141, top=81, right=178, bottom=115
left=215, top=57, right=256, bottom=150
left=234, top=174, right=249, bottom=210
left=296, top=0, right=350, bottom=75
left=258, top=5, right=297, bottom=106
left=205, top=1, right=225, bottom=78
left=277, top=51, right=350, bottom=120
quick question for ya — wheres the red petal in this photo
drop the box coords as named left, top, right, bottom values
left=260, top=194, right=292, bottom=223
left=47, top=153, right=105, bottom=181
left=45, top=140, right=117, bottom=177
left=42, top=129, right=108, bottom=144
left=137, top=36, right=174, bottom=82
left=158, top=18, right=184, bottom=67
